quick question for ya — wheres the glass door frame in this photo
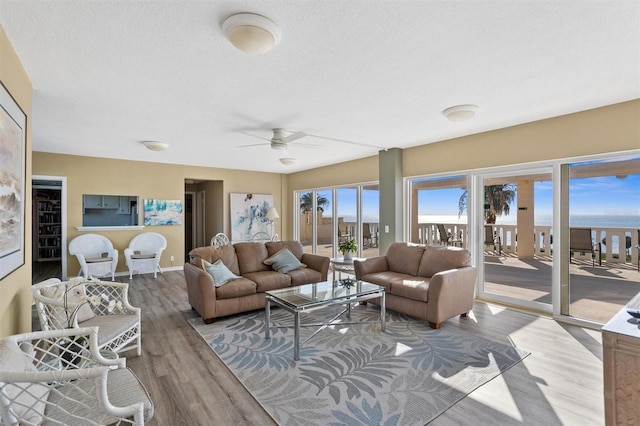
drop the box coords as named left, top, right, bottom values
left=471, top=165, right=558, bottom=315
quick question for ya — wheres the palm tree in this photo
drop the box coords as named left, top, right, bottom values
left=458, top=184, right=517, bottom=224
left=300, top=192, right=329, bottom=213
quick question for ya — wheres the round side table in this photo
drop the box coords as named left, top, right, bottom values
left=330, top=257, right=366, bottom=280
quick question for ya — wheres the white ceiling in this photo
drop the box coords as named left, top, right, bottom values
left=1, top=1, right=639, bottom=174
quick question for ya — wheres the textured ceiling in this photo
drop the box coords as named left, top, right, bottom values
left=1, top=0, right=638, bottom=173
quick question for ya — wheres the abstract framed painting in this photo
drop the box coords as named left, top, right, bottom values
left=0, top=81, right=27, bottom=280
left=230, top=193, right=273, bottom=242
left=143, top=199, right=183, bottom=225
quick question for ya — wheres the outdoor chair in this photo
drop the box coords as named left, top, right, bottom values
left=69, top=233, right=118, bottom=281
left=210, top=232, right=231, bottom=247
left=363, top=224, right=373, bottom=248
left=32, top=277, right=142, bottom=356
left=569, top=227, right=601, bottom=267
left=438, top=224, right=463, bottom=247
left=124, top=232, right=167, bottom=279
left=0, top=327, right=153, bottom=425
left=484, top=225, right=502, bottom=255
left=338, top=222, right=350, bottom=242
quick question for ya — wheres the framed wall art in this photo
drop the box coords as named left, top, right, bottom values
left=143, top=199, right=183, bottom=225
left=230, top=193, right=273, bottom=242
left=0, top=81, right=27, bottom=280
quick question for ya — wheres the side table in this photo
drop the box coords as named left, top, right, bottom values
left=330, top=257, right=366, bottom=280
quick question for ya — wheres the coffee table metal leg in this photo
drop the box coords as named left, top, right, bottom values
left=265, top=296, right=271, bottom=339
left=294, top=311, right=300, bottom=361
left=381, top=292, right=386, bottom=332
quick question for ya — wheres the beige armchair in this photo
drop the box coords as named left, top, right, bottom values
left=0, top=327, right=153, bottom=425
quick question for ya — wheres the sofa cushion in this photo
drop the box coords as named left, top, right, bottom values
left=263, top=248, right=306, bottom=273
left=189, top=245, right=240, bottom=275
left=243, top=271, right=292, bottom=292
left=418, top=245, right=471, bottom=278
left=266, top=241, right=305, bottom=260
left=234, top=242, right=271, bottom=274
left=390, top=278, right=430, bottom=303
left=287, top=267, right=323, bottom=286
left=385, top=243, right=425, bottom=276
left=215, top=277, right=258, bottom=300
left=202, top=259, right=240, bottom=287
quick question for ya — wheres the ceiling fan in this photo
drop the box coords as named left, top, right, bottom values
left=237, top=128, right=387, bottom=152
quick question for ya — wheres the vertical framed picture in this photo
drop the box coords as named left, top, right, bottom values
left=0, top=81, right=27, bottom=280
left=230, top=193, right=273, bottom=242
left=143, top=199, right=183, bottom=225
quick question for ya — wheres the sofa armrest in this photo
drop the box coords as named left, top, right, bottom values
left=354, top=256, right=389, bottom=279
left=427, top=266, right=477, bottom=326
left=184, top=262, right=217, bottom=322
left=301, top=253, right=330, bottom=281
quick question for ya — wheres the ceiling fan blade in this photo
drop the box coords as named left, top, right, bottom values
left=237, top=142, right=270, bottom=148
left=282, top=131, right=307, bottom=144
left=292, top=142, right=321, bottom=149
left=240, top=131, right=272, bottom=142
left=308, top=134, right=386, bottom=150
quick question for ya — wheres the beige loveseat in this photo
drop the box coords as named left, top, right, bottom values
left=184, top=240, right=329, bottom=323
left=355, top=242, right=477, bottom=329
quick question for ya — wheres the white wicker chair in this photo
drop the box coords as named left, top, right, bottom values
left=69, top=233, right=119, bottom=281
left=124, top=232, right=167, bottom=279
left=210, top=232, right=230, bottom=248
left=32, top=278, right=142, bottom=356
left=0, top=327, right=153, bottom=425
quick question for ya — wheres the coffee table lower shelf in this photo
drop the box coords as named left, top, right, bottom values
left=264, top=281, right=385, bottom=361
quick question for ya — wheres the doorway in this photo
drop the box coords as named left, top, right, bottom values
left=32, top=176, right=67, bottom=283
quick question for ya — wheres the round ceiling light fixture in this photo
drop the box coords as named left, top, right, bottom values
left=222, top=13, right=280, bottom=54
left=142, top=141, right=169, bottom=151
left=279, top=157, right=296, bottom=166
left=443, top=104, right=478, bottom=122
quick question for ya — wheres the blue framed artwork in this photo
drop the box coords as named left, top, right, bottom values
left=144, top=199, right=183, bottom=226
left=230, top=193, right=273, bottom=242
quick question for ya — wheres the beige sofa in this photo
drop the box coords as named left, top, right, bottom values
left=184, top=240, right=329, bottom=323
left=354, top=243, right=477, bottom=329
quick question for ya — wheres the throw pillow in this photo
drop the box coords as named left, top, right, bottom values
left=0, top=339, right=50, bottom=424
left=40, top=282, right=96, bottom=326
left=263, top=248, right=306, bottom=273
left=202, top=259, right=240, bottom=287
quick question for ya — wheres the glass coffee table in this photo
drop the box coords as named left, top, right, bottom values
left=265, top=280, right=385, bottom=360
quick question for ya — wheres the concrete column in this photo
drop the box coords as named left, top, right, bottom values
left=378, top=148, right=403, bottom=254
left=517, top=179, right=535, bottom=258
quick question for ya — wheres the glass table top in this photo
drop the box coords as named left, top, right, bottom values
left=266, top=280, right=383, bottom=309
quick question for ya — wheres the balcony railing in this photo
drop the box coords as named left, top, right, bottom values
left=416, top=223, right=639, bottom=266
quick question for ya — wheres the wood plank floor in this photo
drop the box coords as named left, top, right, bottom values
left=104, top=271, right=604, bottom=425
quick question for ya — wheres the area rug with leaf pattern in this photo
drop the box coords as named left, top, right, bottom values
left=188, top=305, right=529, bottom=426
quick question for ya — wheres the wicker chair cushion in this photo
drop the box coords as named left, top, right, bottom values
left=45, top=367, right=154, bottom=424
left=80, top=315, right=139, bottom=346
left=0, top=339, right=50, bottom=424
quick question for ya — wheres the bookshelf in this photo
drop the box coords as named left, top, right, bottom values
left=35, top=189, right=62, bottom=261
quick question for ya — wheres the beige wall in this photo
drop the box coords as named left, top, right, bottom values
left=0, top=25, right=33, bottom=337
left=32, top=152, right=284, bottom=277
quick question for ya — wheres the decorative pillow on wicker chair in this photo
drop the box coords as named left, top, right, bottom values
left=0, top=339, right=50, bottom=424
left=40, top=282, right=96, bottom=325
left=263, top=248, right=306, bottom=273
left=202, top=259, right=240, bottom=287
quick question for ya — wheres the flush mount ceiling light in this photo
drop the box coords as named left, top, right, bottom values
left=279, top=158, right=296, bottom=165
left=443, top=105, right=478, bottom=122
left=142, top=141, right=169, bottom=151
left=222, top=13, right=280, bottom=54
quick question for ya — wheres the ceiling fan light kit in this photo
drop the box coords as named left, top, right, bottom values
left=142, top=141, right=169, bottom=151
left=443, top=104, right=478, bottom=122
left=222, top=13, right=280, bottom=54
left=279, top=158, right=296, bottom=165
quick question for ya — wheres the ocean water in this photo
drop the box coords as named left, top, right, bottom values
left=418, top=214, right=640, bottom=229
